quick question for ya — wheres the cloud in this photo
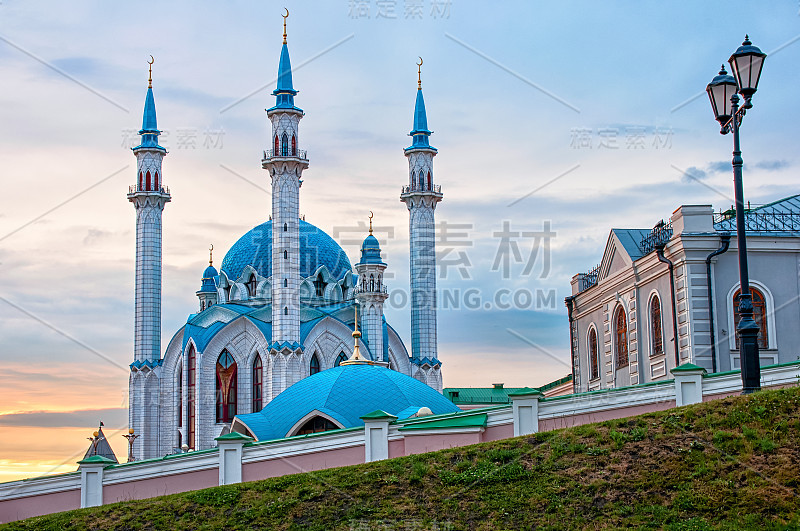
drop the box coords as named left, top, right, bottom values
left=0, top=407, right=127, bottom=428
left=681, top=166, right=707, bottom=183
left=706, top=161, right=730, bottom=174
left=83, top=228, right=112, bottom=245
left=755, top=160, right=790, bottom=171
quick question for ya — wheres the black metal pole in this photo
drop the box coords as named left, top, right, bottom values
left=730, top=94, right=761, bottom=393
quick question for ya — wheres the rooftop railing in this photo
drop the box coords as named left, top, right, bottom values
left=262, top=148, right=308, bottom=160
left=128, top=184, right=170, bottom=195
left=401, top=184, right=442, bottom=194
left=713, top=210, right=800, bottom=232
left=640, top=220, right=673, bottom=255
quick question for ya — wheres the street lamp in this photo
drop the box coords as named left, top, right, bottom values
left=122, top=428, right=139, bottom=462
left=705, top=35, right=766, bottom=394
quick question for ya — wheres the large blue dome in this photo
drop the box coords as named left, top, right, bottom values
left=220, top=219, right=352, bottom=281
left=233, top=364, right=460, bottom=442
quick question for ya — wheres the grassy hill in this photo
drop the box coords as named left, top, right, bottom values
left=4, top=386, right=800, bottom=530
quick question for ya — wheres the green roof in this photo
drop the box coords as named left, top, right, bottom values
left=360, top=410, right=398, bottom=421
left=77, top=455, right=116, bottom=466
left=444, top=374, right=572, bottom=405
left=398, top=413, right=487, bottom=432
left=670, top=363, right=708, bottom=374
left=215, top=432, right=254, bottom=442
left=507, top=387, right=543, bottom=398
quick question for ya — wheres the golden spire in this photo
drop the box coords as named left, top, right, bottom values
left=148, top=55, right=154, bottom=88
left=282, top=8, right=289, bottom=44
left=341, top=302, right=370, bottom=365
left=416, top=57, right=423, bottom=89
left=209, top=244, right=214, bottom=266
left=369, top=211, right=374, bottom=235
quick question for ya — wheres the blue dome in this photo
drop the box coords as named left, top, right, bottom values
left=220, top=219, right=352, bottom=281
left=358, top=234, right=384, bottom=265
left=233, top=364, right=459, bottom=442
left=203, top=265, right=218, bottom=279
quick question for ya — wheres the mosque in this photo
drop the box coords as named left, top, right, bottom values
left=126, top=13, right=456, bottom=460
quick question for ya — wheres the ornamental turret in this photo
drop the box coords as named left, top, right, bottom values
left=355, top=214, right=389, bottom=362
left=400, top=59, right=443, bottom=390
left=261, top=10, right=309, bottom=396
left=196, top=245, right=218, bottom=312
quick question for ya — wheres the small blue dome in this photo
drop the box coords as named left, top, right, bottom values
left=203, top=265, right=218, bottom=279
left=234, top=364, right=459, bottom=441
left=198, top=264, right=218, bottom=294
left=220, top=219, right=352, bottom=281
left=359, top=234, right=384, bottom=265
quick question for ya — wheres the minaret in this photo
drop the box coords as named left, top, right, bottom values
left=127, top=57, right=170, bottom=460
left=400, top=58, right=442, bottom=378
left=262, top=10, right=308, bottom=395
left=196, top=245, right=218, bottom=312
left=355, top=213, right=389, bottom=362
left=128, top=57, right=170, bottom=364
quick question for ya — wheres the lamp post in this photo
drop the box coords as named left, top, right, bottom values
left=705, top=35, right=766, bottom=394
left=123, top=428, right=139, bottom=462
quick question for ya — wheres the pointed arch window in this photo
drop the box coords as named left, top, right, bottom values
left=247, top=274, right=258, bottom=297
left=216, top=350, right=237, bottom=423
left=314, top=274, right=325, bottom=297
left=154, top=171, right=159, bottom=191
left=284, top=306, right=289, bottom=315
left=284, top=278, right=288, bottom=288
left=145, top=170, right=151, bottom=191
left=274, top=135, right=280, bottom=154
left=310, top=353, right=320, bottom=375
left=418, top=170, right=425, bottom=190
left=650, top=295, right=664, bottom=357
left=281, top=133, right=289, bottom=156
left=588, top=327, right=599, bottom=380
left=291, top=134, right=297, bottom=156
left=427, top=171, right=432, bottom=190
left=615, top=306, right=629, bottom=368
left=283, top=222, right=288, bottom=232
left=177, top=362, right=183, bottom=428
left=733, top=287, right=768, bottom=349
left=252, top=356, right=263, bottom=412
left=139, top=171, right=143, bottom=190
left=284, top=250, right=288, bottom=259
left=377, top=274, right=382, bottom=291
left=187, top=345, right=196, bottom=449
left=335, top=351, right=347, bottom=367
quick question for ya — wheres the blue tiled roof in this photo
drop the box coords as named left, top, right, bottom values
left=714, top=194, right=800, bottom=234
left=220, top=219, right=352, bottom=282
left=234, top=364, right=459, bottom=441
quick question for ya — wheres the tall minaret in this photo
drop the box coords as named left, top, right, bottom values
left=128, top=58, right=170, bottom=459
left=262, top=11, right=308, bottom=396
left=355, top=214, right=389, bottom=362
left=400, top=58, right=443, bottom=376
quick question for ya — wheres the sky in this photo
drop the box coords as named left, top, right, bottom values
left=1, top=0, right=799, bottom=481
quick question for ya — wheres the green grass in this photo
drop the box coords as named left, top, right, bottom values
left=5, top=386, right=800, bottom=530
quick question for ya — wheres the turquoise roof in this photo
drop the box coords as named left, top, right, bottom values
left=269, top=42, right=302, bottom=112
left=358, top=234, right=384, bottom=265
left=220, top=219, right=352, bottom=281
left=407, top=88, right=436, bottom=151
left=234, top=364, right=460, bottom=441
left=198, top=264, right=218, bottom=294
left=134, top=86, right=164, bottom=151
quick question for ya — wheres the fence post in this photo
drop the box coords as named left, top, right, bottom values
left=508, top=387, right=543, bottom=437
left=671, top=363, right=707, bottom=406
left=215, top=432, right=253, bottom=485
left=77, top=455, right=115, bottom=508
left=360, top=410, right=397, bottom=463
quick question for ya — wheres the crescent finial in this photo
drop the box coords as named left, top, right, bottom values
left=148, top=55, right=154, bottom=65
left=416, top=57, right=423, bottom=89
left=282, top=8, right=289, bottom=43
left=369, top=211, right=374, bottom=234
left=209, top=244, right=214, bottom=266
left=147, top=55, right=154, bottom=88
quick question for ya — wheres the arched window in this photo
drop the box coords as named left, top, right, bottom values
left=615, top=306, right=629, bottom=368
left=314, top=274, right=325, bottom=297
left=377, top=275, right=382, bottom=290
left=247, top=274, right=258, bottom=297
left=252, top=356, right=263, bottom=412
left=296, top=416, right=338, bottom=435
left=201, top=300, right=205, bottom=312
left=216, top=350, right=237, bottom=423
left=281, top=133, right=289, bottom=156
left=291, top=134, right=297, bottom=156
left=177, top=362, right=183, bottom=428
left=187, top=345, right=196, bottom=449
left=733, top=287, right=768, bottom=350
left=284, top=306, right=288, bottom=315
left=145, top=170, right=151, bottom=191
left=283, top=222, right=288, bottom=232
left=427, top=171, right=432, bottom=190
left=418, top=170, right=425, bottom=190
left=334, top=351, right=347, bottom=367
left=370, top=274, right=375, bottom=291
left=310, top=353, right=320, bottom=375
left=284, top=278, right=288, bottom=288
left=284, top=250, right=288, bottom=259
left=274, top=135, right=279, bottom=154
left=650, top=295, right=664, bottom=357
left=588, top=327, right=599, bottom=380
left=139, top=171, right=143, bottom=190
left=154, top=171, right=159, bottom=190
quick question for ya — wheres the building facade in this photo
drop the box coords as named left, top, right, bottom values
left=128, top=19, right=445, bottom=459
left=567, top=197, right=800, bottom=393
